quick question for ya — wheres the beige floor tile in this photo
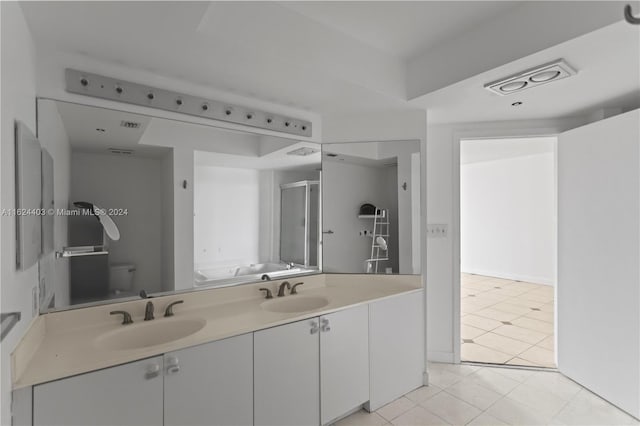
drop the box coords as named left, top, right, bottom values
left=335, top=410, right=389, bottom=426
left=486, top=396, right=554, bottom=425
left=512, top=316, right=554, bottom=334
left=376, top=397, right=416, bottom=421
left=486, top=286, right=530, bottom=297
left=464, top=368, right=521, bottom=395
left=536, top=335, right=554, bottom=350
left=444, top=381, right=503, bottom=410
left=508, top=282, right=541, bottom=291
left=461, top=301, right=490, bottom=314
left=473, top=332, right=532, bottom=356
left=428, top=368, right=465, bottom=389
left=524, top=372, right=582, bottom=401
left=552, top=389, right=640, bottom=426
left=461, top=324, right=488, bottom=340
left=466, top=412, right=508, bottom=426
left=484, top=366, right=538, bottom=383
left=405, top=385, right=442, bottom=403
left=461, top=288, right=478, bottom=297
left=491, top=324, right=548, bottom=345
left=519, top=291, right=555, bottom=303
left=518, top=346, right=556, bottom=367
left=461, top=314, right=503, bottom=331
left=539, top=302, right=555, bottom=312
left=504, top=297, right=546, bottom=309
left=474, top=308, right=521, bottom=322
left=463, top=281, right=495, bottom=291
left=462, top=343, right=512, bottom=364
left=420, top=392, right=482, bottom=425
left=390, top=406, right=450, bottom=426
left=506, top=383, right=568, bottom=419
left=524, top=310, right=554, bottom=323
left=491, top=302, right=535, bottom=316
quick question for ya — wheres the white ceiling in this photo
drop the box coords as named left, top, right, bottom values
left=278, top=1, right=521, bottom=59
left=412, top=21, right=640, bottom=123
left=21, top=2, right=639, bottom=124
left=461, top=136, right=556, bottom=164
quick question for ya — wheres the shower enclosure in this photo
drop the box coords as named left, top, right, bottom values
left=280, top=180, right=321, bottom=269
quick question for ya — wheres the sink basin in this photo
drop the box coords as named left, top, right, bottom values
left=261, top=296, right=329, bottom=313
left=95, top=318, right=206, bottom=351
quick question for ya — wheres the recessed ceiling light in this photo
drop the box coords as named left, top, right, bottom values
left=511, top=101, right=523, bottom=107
left=485, top=59, right=576, bottom=96
left=287, top=147, right=320, bottom=156
left=529, top=70, right=561, bottom=83
left=500, top=81, right=527, bottom=92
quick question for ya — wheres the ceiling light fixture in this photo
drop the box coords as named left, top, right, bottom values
left=485, top=59, right=576, bottom=96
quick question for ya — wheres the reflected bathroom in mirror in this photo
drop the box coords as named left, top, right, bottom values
left=36, top=99, right=321, bottom=312
left=322, top=140, right=421, bottom=275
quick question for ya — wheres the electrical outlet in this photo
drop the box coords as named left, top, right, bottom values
left=32, top=286, right=39, bottom=316
left=427, top=224, right=448, bottom=238
left=359, top=230, right=373, bottom=237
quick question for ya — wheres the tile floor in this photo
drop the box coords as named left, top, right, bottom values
left=335, top=363, right=640, bottom=426
left=461, top=273, right=555, bottom=368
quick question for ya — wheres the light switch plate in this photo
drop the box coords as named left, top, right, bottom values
left=427, top=224, right=448, bottom=238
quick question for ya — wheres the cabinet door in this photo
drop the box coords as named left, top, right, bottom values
left=369, top=290, right=424, bottom=411
left=320, top=304, right=369, bottom=425
left=33, top=356, right=163, bottom=426
left=254, top=318, right=320, bottom=426
left=164, top=333, right=253, bottom=426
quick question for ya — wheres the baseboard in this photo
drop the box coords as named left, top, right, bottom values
left=461, top=268, right=554, bottom=286
left=427, top=351, right=455, bottom=363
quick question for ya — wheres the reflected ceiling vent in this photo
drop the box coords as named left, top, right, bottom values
left=484, top=59, right=576, bottom=96
left=287, top=147, right=320, bottom=156
left=108, top=148, right=134, bottom=155
left=120, top=120, right=141, bottom=129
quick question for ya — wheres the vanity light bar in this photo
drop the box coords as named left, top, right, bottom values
left=484, top=59, right=577, bottom=96
left=65, top=69, right=313, bottom=137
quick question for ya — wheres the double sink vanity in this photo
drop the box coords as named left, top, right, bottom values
left=12, top=274, right=424, bottom=426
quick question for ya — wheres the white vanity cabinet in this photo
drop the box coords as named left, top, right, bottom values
left=254, top=305, right=370, bottom=426
left=33, top=356, right=164, bottom=426
left=163, top=334, right=253, bottom=426
left=368, top=290, right=424, bottom=411
left=320, top=304, right=369, bottom=425
left=254, top=318, right=321, bottom=426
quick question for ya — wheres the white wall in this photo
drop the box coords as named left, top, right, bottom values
left=161, top=152, right=175, bottom=292
left=557, top=109, right=640, bottom=418
left=426, top=116, right=592, bottom=363
left=36, top=100, right=71, bottom=307
left=461, top=149, right=556, bottom=285
left=194, top=166, right=261, bottom=269
left=0, top=3, right=38, bottom=423
left=70, top=152, right=163, bottom=295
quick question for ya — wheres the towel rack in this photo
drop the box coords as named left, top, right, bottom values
left=625, top=4, right=640, bottom=24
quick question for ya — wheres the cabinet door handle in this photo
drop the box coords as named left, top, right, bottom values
left=145, top=363, right=161, bottom=379
left=321, top=318, right=330, bottom=332
left=167, top=365, right=180, bottom=374
left=309, top=319, right=319, bottom=334
left=165, top=356, right=180, bottom=375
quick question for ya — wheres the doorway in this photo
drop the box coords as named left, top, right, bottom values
left=459, top=136, right=557, bottom=368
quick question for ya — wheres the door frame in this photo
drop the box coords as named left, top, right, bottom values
left=452, top=126, right=560, bottom=364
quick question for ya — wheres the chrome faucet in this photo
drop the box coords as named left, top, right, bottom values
left=277, top=281, right=291, bottom=297
left=285, top=262, right=295, bottom=270
left=144, top=301, right=154, bottom=321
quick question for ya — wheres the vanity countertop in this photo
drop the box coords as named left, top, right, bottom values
left=12, top=274, right=422, bottom=389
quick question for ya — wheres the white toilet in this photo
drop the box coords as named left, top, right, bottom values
left=109, top=263, right=136, bottom=296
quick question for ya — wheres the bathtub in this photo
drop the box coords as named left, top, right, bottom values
left=195, top=262, right=316, bottom=287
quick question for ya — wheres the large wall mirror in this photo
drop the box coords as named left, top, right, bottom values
left=37, top=99, right=321, bottom=312
left=321, top=140, right=421, bottom=275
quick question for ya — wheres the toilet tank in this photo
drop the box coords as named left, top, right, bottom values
left=109, top=263, right=136, bottom=291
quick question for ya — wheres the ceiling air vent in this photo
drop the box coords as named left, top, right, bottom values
left=484, top=59, right=576, bottom=96
left=108, top=148, right=134, bottom=155
left=120, top=120, right=141, bottom=129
